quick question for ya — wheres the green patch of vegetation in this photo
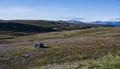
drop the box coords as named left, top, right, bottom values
left=12, top=50, right=24, bottom=56
left=33, top=58, right=49, bottom=65
left=10, top=64, right=28, bottom=69
left=76, top=55, right=120, bottom=69
left=0, top=57, right=5, bottom=62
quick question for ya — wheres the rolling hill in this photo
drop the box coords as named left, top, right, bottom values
left=0, top=20, right=114, bottom=34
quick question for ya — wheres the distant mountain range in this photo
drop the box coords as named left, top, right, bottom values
left=58, top=20, right=120, bottom=27
left=58, top=20, right=84, bottom=24
left=91, top=21, right=120, bottom=26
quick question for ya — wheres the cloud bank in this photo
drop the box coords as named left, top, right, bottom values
left=0, top=7, right=70, bottom=20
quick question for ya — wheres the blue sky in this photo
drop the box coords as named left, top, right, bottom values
left=0, top=0, right=119, bottom=21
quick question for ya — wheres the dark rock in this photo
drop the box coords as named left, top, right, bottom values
left=34, top=43, right=48, bottom=48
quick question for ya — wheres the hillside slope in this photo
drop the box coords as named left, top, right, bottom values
left=0, top=28, right=120, bottom=69
left=0, top=20, right=114, bottom=33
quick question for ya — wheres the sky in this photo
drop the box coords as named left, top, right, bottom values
left=0, top=0, right=120, bottom=21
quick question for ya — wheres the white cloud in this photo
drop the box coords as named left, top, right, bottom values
left=71, top=18, right=86, bottom=21
left=0, top=7, right=48, bottom=19
left=115, top=18, right=120, bottom=20
left=0, top=7, right=33, bottom=14
left=0, top=7, right=70, bottom=20
left=58, top=16, right=86, bottom=21
left=114, top=18, right=120, bottom=21
left=0, top=7, right=69, bottom=14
